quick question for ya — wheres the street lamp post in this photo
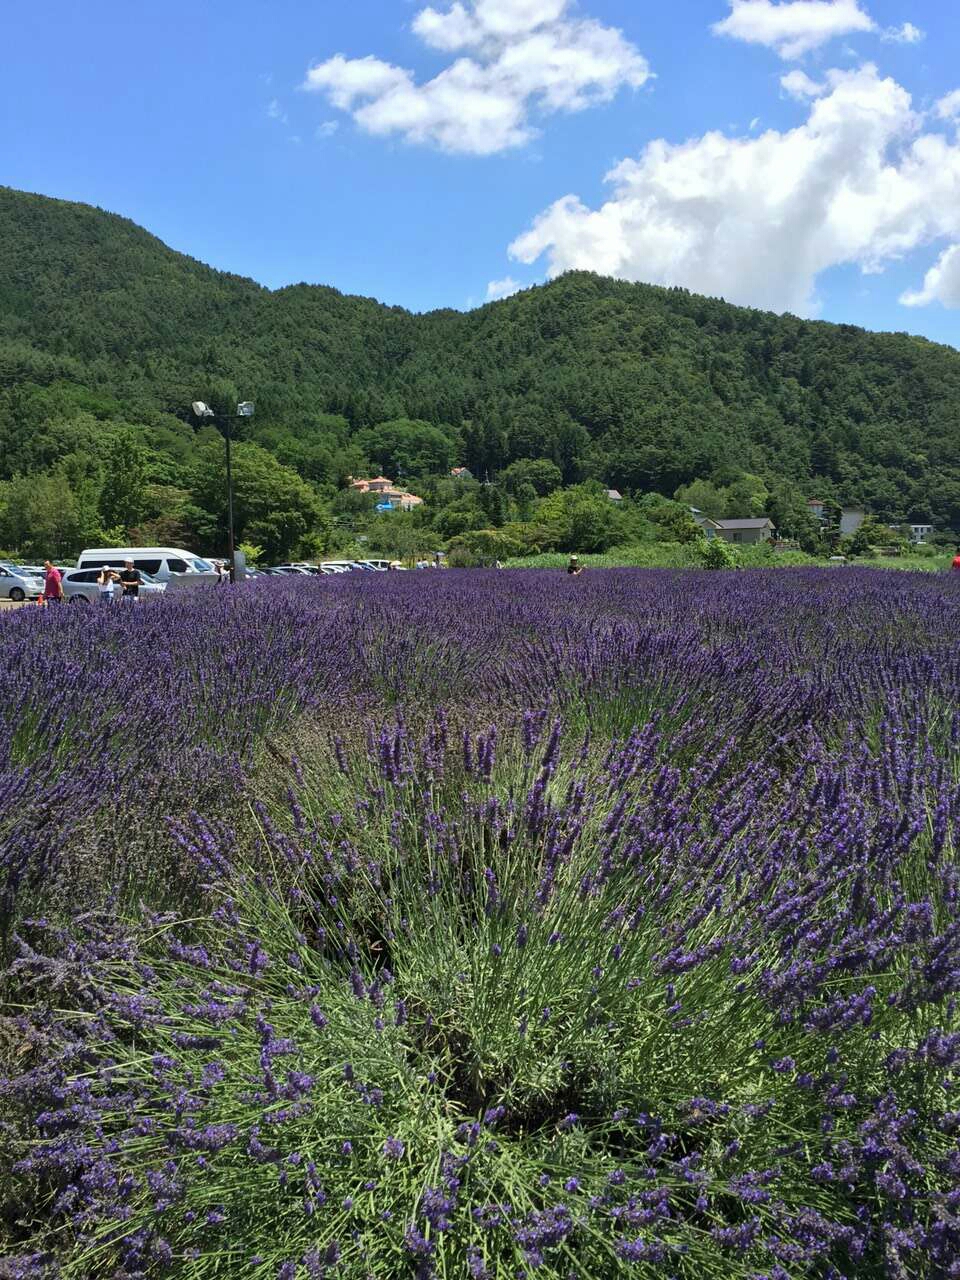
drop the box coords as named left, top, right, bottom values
left=191, top=400, right=255, bottom=583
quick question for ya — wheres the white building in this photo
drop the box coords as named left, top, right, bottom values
left=908, top=524, right=933, bottom=545
left=839, top=507, right=865, bottom=537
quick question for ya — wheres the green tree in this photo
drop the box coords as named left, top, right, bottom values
left=432, top=498, right=487, bottom=539
left=765, top=480, right=821, bottom=550
left=842, top=517, right=906, bottom=559
left=699, top=537, right=738, bottom=569
left=537, top=486, right=623, bottom=553
left=674, top=479, right=727, bottom=519
left=189, top=443, right=327, bottom=562
left=355, top=420, right=459, bottom=479
left=447, top=528, right=525, bottom=566
left=0, top=471, right=81, bottom=558
left=500, top=458, right=564, bottom=497
left=635, top=494, right=703, bottom=544
left=723, top=474, right=769, bottom=518
left=99, top=431, right=147, bottom=533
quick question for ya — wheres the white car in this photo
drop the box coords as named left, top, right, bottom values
left=0, top=562, right=45, bottom=602
left=77, top=546, right=218, bottom=589
left=61, top=567, right=167, bottom=604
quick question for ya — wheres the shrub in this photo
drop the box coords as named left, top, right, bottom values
left=698, top=537, right=738, bottom=569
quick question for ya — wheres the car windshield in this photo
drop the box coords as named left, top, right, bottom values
left=188, top=558, right=214, bottom=573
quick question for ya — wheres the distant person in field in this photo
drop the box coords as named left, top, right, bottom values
left=567, top=555, right=583, bottom=577
left=118, top=559, right=142, bottom=602
left=97, top=565, right=117, bottom=603
left=42, top=560, right=64, bottom=605
left=953, top=551, right=960, bottom=572
left=215, top=560, right=227, bottom=584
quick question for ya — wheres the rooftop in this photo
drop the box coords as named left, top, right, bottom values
left=714, top=518, right=775, bottom=530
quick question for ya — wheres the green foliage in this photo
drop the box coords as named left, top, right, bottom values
left=635, top=494, right=703, bottom=544
left=237, top=541, right=264, bottom=564
left=842, top=517, right=907, bottom=559
left=4, top=186, right=960, bottom=560
left=0, top=472, right=82, bottom=558
left=499, top=457, right=564, bottom=497
left=355, top=418, right=459, bottom=480
left=98, top=430, right=148, bottom=531
left=188, top=442, right=327, bottom=562
left=533, top=485, right=627, bottom=553
left=673, top=478, right=726, bottom=519
left=447, top=527, right=525, bottom=565
left=699, top=536, right=739, bottom=569
left=723, top=473, right=769, bottom=518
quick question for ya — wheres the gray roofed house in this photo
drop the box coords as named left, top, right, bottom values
left=713, top=518, right=775, bottom=545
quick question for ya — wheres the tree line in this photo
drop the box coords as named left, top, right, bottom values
left=2, top=184, right=960, bottom=561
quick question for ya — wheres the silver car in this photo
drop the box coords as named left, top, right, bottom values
left=61, top=567, right=167, bottom=604
left=0, top=562, right=45, bottom=602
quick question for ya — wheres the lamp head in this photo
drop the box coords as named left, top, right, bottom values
left=191, top=401, right=214, bottom=419
left=236, top=401, right=255, bottom=418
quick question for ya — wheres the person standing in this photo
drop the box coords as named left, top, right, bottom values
left=566, top=555, right=583, bottom=577
left=118, top=559, right=142, bottom=603
left=952, top=551, right=960, bottom=572
left=97, top=565, right=118, bottom=604
left=42, top=560, right=64, bottom=605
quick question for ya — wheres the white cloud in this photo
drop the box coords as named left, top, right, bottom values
left=267, top=98, right=288, bottom=123
left=901, top=244, right=960, bottom=308
left=937, top=90, right=960, bottom=122
left=508, top=65, right=960, bottom=315
left=486, top=275, right=522, bottom=300
left=316, top=120, right=340, bottom=139
left=882, top=22, right=924, bottom=44
left=781, top=69, right=825, bottom=99
left=713, top=0, right=876, bottom=60
left=303, top=0, right=650, bottom=155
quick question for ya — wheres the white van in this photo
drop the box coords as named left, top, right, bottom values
left=77, top=547, right=220, bottom=589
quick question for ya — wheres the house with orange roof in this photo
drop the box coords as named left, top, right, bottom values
left=347, top=476, right=424, bottom=511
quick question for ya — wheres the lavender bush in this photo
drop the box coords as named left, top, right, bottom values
left=2, top=570, right=960, bottom=1277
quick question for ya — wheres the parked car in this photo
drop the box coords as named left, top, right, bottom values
left=0, top=562, right=45, bottom=602
left=61, top=567, right=167, bottom=604
left=269, top=565, right=313, bottom=576
left=77, top=546, right=219, bottom=589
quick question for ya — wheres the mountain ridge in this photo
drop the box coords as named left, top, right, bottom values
left=2, top=184, right=960, bottom=530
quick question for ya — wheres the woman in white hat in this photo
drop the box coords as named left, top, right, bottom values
left=97, top=564, right=118, bottom=604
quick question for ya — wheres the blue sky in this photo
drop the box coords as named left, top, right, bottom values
left=3, top=1, right=959, bottom=346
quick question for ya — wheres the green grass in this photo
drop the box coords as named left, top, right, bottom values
left=505, top=543, right=955, bottom=572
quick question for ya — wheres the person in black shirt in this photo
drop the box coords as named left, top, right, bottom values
left=567, top=555, right=583, bottom=576
left=119, top=560, right=142, bottom=601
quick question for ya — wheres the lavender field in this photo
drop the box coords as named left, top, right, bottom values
left=2, top=569, right=960, bottom=1279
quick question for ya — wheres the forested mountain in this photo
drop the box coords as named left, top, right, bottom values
left=2, top=183, right=960, bottom=537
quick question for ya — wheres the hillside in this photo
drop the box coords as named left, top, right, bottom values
left=2, top=184, right=960, bottom=532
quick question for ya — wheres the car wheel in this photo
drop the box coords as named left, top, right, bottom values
left=9, top=588, right=24, bottom=602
